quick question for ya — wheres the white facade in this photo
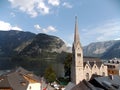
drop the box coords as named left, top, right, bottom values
left=27, top=83, right=41, bottom=90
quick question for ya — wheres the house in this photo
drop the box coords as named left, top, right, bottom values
left=105, top=58, right=120, bottom=75
left=83, top=57, right=107, bottom=81
left=0, top=67, right=41, bottom=90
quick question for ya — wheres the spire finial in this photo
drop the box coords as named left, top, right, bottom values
left=75, top=16, right=77, bottom=22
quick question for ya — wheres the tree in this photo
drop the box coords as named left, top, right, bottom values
left=64, top=53, right=72, bottom=78
left=44, top=66, right=56, bottom=83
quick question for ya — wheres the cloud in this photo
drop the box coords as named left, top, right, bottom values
left=8, top=0, right=73, bottom=17
left=43, top=26, right=57, bottom=33
left=62, top=2, right=73, bottom=8
left=8, top=0, right=62, bottom=17
left=34, top=24, right=57, bottom=33
left=8, top=0, right=42, bottom=17
left=82, top=19, right=120, bottom=41
left=48, top=0, right=60, bottom=6
left=37, top=1, right=49, bottom=15
left=0, top=21, right=22, bottom=31
left=11, top=26, right=22, bottom=31
left=34, top=24, right=41, bottom=30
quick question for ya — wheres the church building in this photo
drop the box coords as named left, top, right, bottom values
left=71, top=17, right=108, bottom=85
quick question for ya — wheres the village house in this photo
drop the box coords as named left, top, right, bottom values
left=0, top=67, right=41, bottom=90
left=105, top=58, right=120, bottom=76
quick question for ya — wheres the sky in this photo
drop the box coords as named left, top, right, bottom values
left=0, top=0, right=120, bottom=46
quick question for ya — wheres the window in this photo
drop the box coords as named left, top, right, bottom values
left=102, top=72, right=105, bottom=76
left=113, top=66, right=115, bottom=68
left=86, top=73, right=89, bottom=81
left=77, top=53, right=81, bottom=57
left=29, top=86, right=32, bottom=90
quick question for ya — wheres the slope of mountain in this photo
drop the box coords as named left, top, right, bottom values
left=0, top=30, right=68, bottom=76
left=101, top=40, right=120, bottom=59
left=16, top=33, right=67, bottom=56
left=83, top=40, right=120, bottom=59
left=0, top=30, right=36, bottom=56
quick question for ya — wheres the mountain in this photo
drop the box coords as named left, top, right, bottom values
left=1, top=30, right=120, bottom=75
left=0, top=30, right=68, bottom=76
left=16, top=33, right=67, bottom=56
left=83, top=40, right=120, bottom=59
left=0, top=30, right=35, bottom=56
left=101, top=40, right=120, bottom=59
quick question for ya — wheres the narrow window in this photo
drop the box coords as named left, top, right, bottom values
left=102, top=72, right=105, bottom=76
left=86, top=73, right=89, bottom=81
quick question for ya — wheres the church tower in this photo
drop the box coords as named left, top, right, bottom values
left=71, top=16, right=83, bottom=84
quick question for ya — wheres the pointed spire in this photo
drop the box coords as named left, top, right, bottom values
left=74, top=16, right=80, bottom=45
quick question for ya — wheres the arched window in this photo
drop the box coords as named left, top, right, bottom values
left=102, top=72, right=105, bottom=76
left=86, top=73, right=89, bottom=81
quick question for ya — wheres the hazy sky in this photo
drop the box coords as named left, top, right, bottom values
left=0, top=0, right=120, bottom=46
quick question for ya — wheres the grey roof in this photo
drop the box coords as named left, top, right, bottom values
left=8, top=72, right=28, bottom=90
left=0, top=67, right=40, bottom=90
left=0, top=76, right=11, bottom=88
left=83, top=57, right=103, bottom=68
left=90, top=75, right=120, bottom=90
left=15, top=67, right=40, bottom=82
left=71, top=80, right=103, bottom=90
left=65, top=82, right=75, bottom=90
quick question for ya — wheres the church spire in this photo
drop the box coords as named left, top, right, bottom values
left=71, top=16, right=83, bottom=84
left=74, top=16, right=80, bottom=45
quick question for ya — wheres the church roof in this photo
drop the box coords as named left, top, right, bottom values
left=83, top=57, right=103, bottom=68
left=73, top=16, right=82, bottom=48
